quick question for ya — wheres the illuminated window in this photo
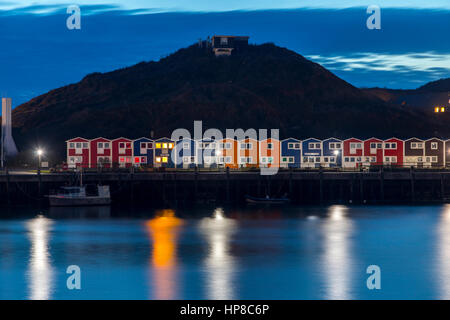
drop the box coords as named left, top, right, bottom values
left=162, top=157, right=168, bottom=163
left=119, top=157, right=125, bottom=163
left=163, top=143, right=168, bottom=149
left=156, top=143, right=161, bottom=148
left=156, top=157, right=161, bottom=163
left=168, top=143, right=174, bottom=149
left=435, top=107, right=440, bottom=113
left=441, top=107, right=445, bottom=112
left=134, top=157, right=140, bottom=163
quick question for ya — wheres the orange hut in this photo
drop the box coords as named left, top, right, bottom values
left=259, top=138, right=280, bottom=168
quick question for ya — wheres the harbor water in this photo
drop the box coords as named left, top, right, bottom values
left=0, top=204, right=449, bottom=299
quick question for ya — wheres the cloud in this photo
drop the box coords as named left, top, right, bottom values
left=308, top=52, right=450, bottom=76
left=1, top=0, right=450, bottom=15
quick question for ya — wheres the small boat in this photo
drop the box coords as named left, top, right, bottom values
left=245, top=194, right=290, bottom=204
left=48, top=185, right=111, bottom=207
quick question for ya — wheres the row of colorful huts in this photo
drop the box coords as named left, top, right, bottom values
left=66, top=136, right=450, bottom=169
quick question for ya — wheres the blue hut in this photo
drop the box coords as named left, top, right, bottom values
left=174, top=138, right=197, bottom=168
left=154, top=137, right=175, bottom=168
left=322, top=138, right=342, bottom=167
left=196, top=138, right=218, bottom=168
left=280, top=138, right=301, bottom=168
left=133, top=137, right=154, bottom=167
left=301, top=138, right=322, bottom=168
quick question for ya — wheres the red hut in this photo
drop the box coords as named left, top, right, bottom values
left=343, top=138, right=363, bottom=168
left=66, top=137, right=90, bottom=168
left=90, top=137, right=112, bottom=168
left=384, top=138, right=404, bottom=167
left=112, top=137, right=133, bottom=168
left=364, top=137, right=383, bottom=166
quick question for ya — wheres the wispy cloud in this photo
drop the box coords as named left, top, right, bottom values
left=1, top=0, right=450, bottom=14
left=308, top=52, right=450, bottom=77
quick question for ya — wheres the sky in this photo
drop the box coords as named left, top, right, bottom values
left=0, top=1, right=449, bottom=107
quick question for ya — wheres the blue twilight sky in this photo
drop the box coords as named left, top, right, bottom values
left=0, top=1, right=449, bottom=107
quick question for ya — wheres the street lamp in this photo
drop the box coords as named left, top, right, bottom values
left=36, top=149, right=43, bottom=170
left=333, top=150, right=340, bottom=156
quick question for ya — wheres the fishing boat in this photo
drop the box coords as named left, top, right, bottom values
left=245, top=194, right=290, bottom=204
left=48, top=185, right=111, bottom=207
left=48, top=169, right=111, bottom=206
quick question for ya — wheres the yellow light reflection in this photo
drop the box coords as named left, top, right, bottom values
left=321, top=205, right=353, bottom=300
left=437, top=205, right=450, bottom=299
left=26, top=215, right=54, bottom=300
left=146, top=209, right=183, bottom=299
left=199, top=208, right=237, bottom=300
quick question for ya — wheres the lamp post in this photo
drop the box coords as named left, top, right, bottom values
left=36, top=149, right=43, bottom=171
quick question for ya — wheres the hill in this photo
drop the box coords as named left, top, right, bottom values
left=10, top=42, right=450, bottom=160
left=363, top=78, right=450, bottom=110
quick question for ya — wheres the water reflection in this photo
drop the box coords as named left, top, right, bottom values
left=321, top=205, right=354, bottom=300
left=437, top=205, right=450, bottom=299
left=199, top=208, right=237, bottom=300
left=48, top=206, right=111, bottom=219
left=146, top=209, right=183, bottom=300
left=26, top=215, right=54, bottom=300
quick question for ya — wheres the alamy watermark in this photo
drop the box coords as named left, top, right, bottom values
left=171, top=121, right=279, bottom=175
left=66, top=265, right=81, bottom=290
left=66, top=5, right=81, bottom=30
left=366, top=5, right=381, bottom=30
left=366, top=265, right=381, bottom=290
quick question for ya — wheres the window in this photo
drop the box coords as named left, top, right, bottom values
left=104, top=143, right=110, bottom=148
left=220, top=37, right=228, bottom=45
left=76, top=142, right=81, bottom=148
left=303, top=157, right=308, bottom=162
left=309, top=143, right=320, bottom=149
left=156, top=157, right=161, bottom=163
left=141, top=142, right=147, bottom=149
left=162, top=157, right=168, bottom=163
left=336, top=143, right=341, bottom=148
left=426, top=157, right=431, bottom=162
left=330, top=143, right=335, bottom=149
left=344, top=157, right=349, bottom=162
left=372, top=157, right=376, bottom=162
left=119, top=142, right=125, bottom=149
left=162, top=143, right=168, bottom=149
left=183, top=156, right=189, bottom=163
left=147, top=143, right=152, bottom=148
left=350, top=158, right=355, bottom=162
left=156, top=143, right=161, bottom=149
left=330, top=157, right=335, bottom=163
left=82, top=143, right=88, bottom=148
left=411, top=143, right=417, bottom=148
left=134, top=157, right=140, bottom=164
left=377, top=143, right=382, bottom=148
left=261, top=157, right=266, bottom=163
left=267, top=143, right=273, bottom=149
left=315, top=157, right=320, bottom=163
left=370, top=143, right=376, bottom=149
left=69, top=142, right=75, bottom=148
left=418, top=157, right=423, bottom=162
left=190, top=156, right=195, bottom=163
left=225, top=143, right=231, bottom=149
left=240, top=157, right=246, bottom=163
left=169, top=143, right=174, bottom=149
left=288, top=143, right=294, bottom=149
left=141, top=157, right=146, bottom=163
left=418, top=143, right=423, bottom=148
left=324, top=157, right=329, bottom=163
left=432, top=156, right=438, bottom=163
left=431, top=142, right=438, bottom=150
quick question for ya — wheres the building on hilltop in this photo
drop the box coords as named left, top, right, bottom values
left=211, top=35, right=249, bottom=56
